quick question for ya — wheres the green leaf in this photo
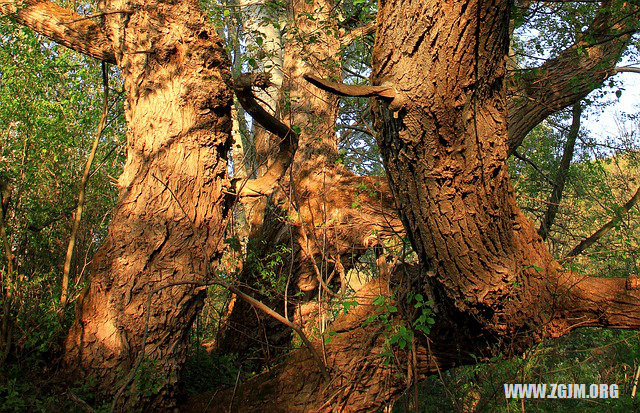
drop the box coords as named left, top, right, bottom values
left=324, top=331, right=337, bottom=344
left=372, top=295, right=386, bottom=306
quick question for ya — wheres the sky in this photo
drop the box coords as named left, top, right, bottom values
left=588, top=69, right=640, bottom=142
left=515, top=17, right=640, bottom=149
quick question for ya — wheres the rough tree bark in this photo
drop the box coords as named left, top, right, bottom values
left=214, top=0, right=640, bottom=365
left=66, top=2, right=233, bottom=409
left=371, top=0, right=553, bottom=337
left=191, top=1, right=640, bottom=411
left=2, top=0, right=234, bottom=409
left=215, top=0, right=405, bottom=360
left=5, top=0, right=640, bottom=410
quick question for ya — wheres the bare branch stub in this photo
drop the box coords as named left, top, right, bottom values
left=303, top=74, right=396, bottom=99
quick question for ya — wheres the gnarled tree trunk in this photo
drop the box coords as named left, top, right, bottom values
left=193, top=1, right=640, bottom=411
left=64, top=2, right=233, bottom=409
left=0, top=0, right=234, bottom=409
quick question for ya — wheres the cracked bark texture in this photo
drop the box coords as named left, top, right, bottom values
left=194, top=1, right=640, bottom=411
left=17, top=0, right=237, bottom=410
left=215, top=0, right=640, bottom=370
left=215, top=0, right=404, bottom=360
left=371, top=0, right=558, bottom=335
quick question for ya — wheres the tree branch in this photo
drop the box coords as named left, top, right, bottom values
left=507, top=0, right=640, bottom=155
left=615, top=66, right=640, bottom=74
left=0, top=0, right=117, bottom=63
left=339, top=20, right=376, bottom=47
left=232, top=73, right=298, bottom=196
left=565, top=184, right=640, bottom=258
left=538, top=102, right=582, bottom=240
left=303, top=74, right=396, bottom=99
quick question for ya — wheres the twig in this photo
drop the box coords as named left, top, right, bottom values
left=60, top=62, right=109, bottom=309
left=111, top=276, right=328, bottom=412
left=228, top=368, right=241, bottom=412
left=68, top=390, right=96, bottom=413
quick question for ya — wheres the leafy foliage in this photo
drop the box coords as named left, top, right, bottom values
left=0, top=14, right=125, bottom=409
left=1, top=0, right=640, bottom=410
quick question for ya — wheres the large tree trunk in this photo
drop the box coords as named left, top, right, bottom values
left=0, top=1, right=233, bottom=408
left=193, top=1, right=640, bottom=411
left=215, top=0, right=410, bottom=364
left=371, top=0, right=557, bottom=338
left=214, top=0, right=639, bottom=368
left=57, top=1, right=233, bottom=410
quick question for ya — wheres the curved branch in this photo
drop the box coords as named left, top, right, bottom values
left=232, top=73, right=299, bottom=196
left=0, top=0, right=117, bottom=63
left=303, top=74, right=396, bottom=99
left=507, top=1, right=640, bottom=155
left=565, top=184, right=640, bottom=258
